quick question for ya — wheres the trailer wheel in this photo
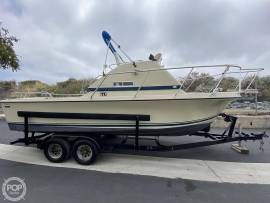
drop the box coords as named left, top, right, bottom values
left=73, top=139, right=98, bottom=165
left=44, top=138, right=71, bottom=163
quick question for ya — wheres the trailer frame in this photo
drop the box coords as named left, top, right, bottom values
left=10, top=111, right=268, bottom=164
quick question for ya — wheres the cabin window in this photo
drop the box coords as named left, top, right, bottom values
left=123, top=82, right=134, bottom=86
left=113, top=82, right=122, bottom=86
left=113, top=82, right=134, bottom=87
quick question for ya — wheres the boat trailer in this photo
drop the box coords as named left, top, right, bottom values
left=11, top=111, right=268, bottom=151
left=11, top=111, right=268, bottom=165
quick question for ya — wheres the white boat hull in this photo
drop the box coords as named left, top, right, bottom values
left=1, top=94, right=237, bottom=136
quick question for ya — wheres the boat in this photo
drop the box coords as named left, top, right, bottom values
left=0, top=31, right=261, bottom=136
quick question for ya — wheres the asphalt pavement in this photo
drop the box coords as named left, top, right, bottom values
left=1, top=159, right=270, bottom=203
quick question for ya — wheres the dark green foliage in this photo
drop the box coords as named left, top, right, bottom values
left=0, top=81, right=16, bottom=99
left=257, top=76, right=270, bottom=101
left=0, top=80, right=16, bottom=90
left=18, top=80, right=49, bottom=92
left=0, top=26, right=19, bottom=71
left=48, top=78, right=95, bottom=94
left=219, top=77, right=239, bottom=91
left=183, top=72, right=216, bottom=92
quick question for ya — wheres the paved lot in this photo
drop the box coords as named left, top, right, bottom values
left=0, top=120, right=270, bottom=202
left=0, top=159, right=270, bottom=203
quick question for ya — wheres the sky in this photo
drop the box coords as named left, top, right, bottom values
left=0, top=0, right=270, bottom=84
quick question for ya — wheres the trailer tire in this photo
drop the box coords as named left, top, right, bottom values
left=44, top=138, right=71, bottom=163
left=73, top=139, right=98, bottom=165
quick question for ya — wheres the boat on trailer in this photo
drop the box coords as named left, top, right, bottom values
left=0, top=31, right=260, bottom=136
left=0, top=31, right=267, bottom=165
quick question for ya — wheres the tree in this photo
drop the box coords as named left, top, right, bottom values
left=0, top=81, right=16, bottom=99
left=18, top=80, right=49, bottom=92
left=219, top=77, right=239, bottom=91
left=257, top=76, right=270, bottom=101
left=182, top=72, right=215, bottom=92
left=48, top=78, right=95, bottom=94
left=0, top=25, right=19, bottom=71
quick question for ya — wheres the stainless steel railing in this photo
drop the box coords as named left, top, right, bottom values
left=8, top=91, right=84, bottom=98
left=90, top=63, right=264, bottom=99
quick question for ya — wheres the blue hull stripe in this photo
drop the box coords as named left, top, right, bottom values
left=87, top=85, right=180, bottom=92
